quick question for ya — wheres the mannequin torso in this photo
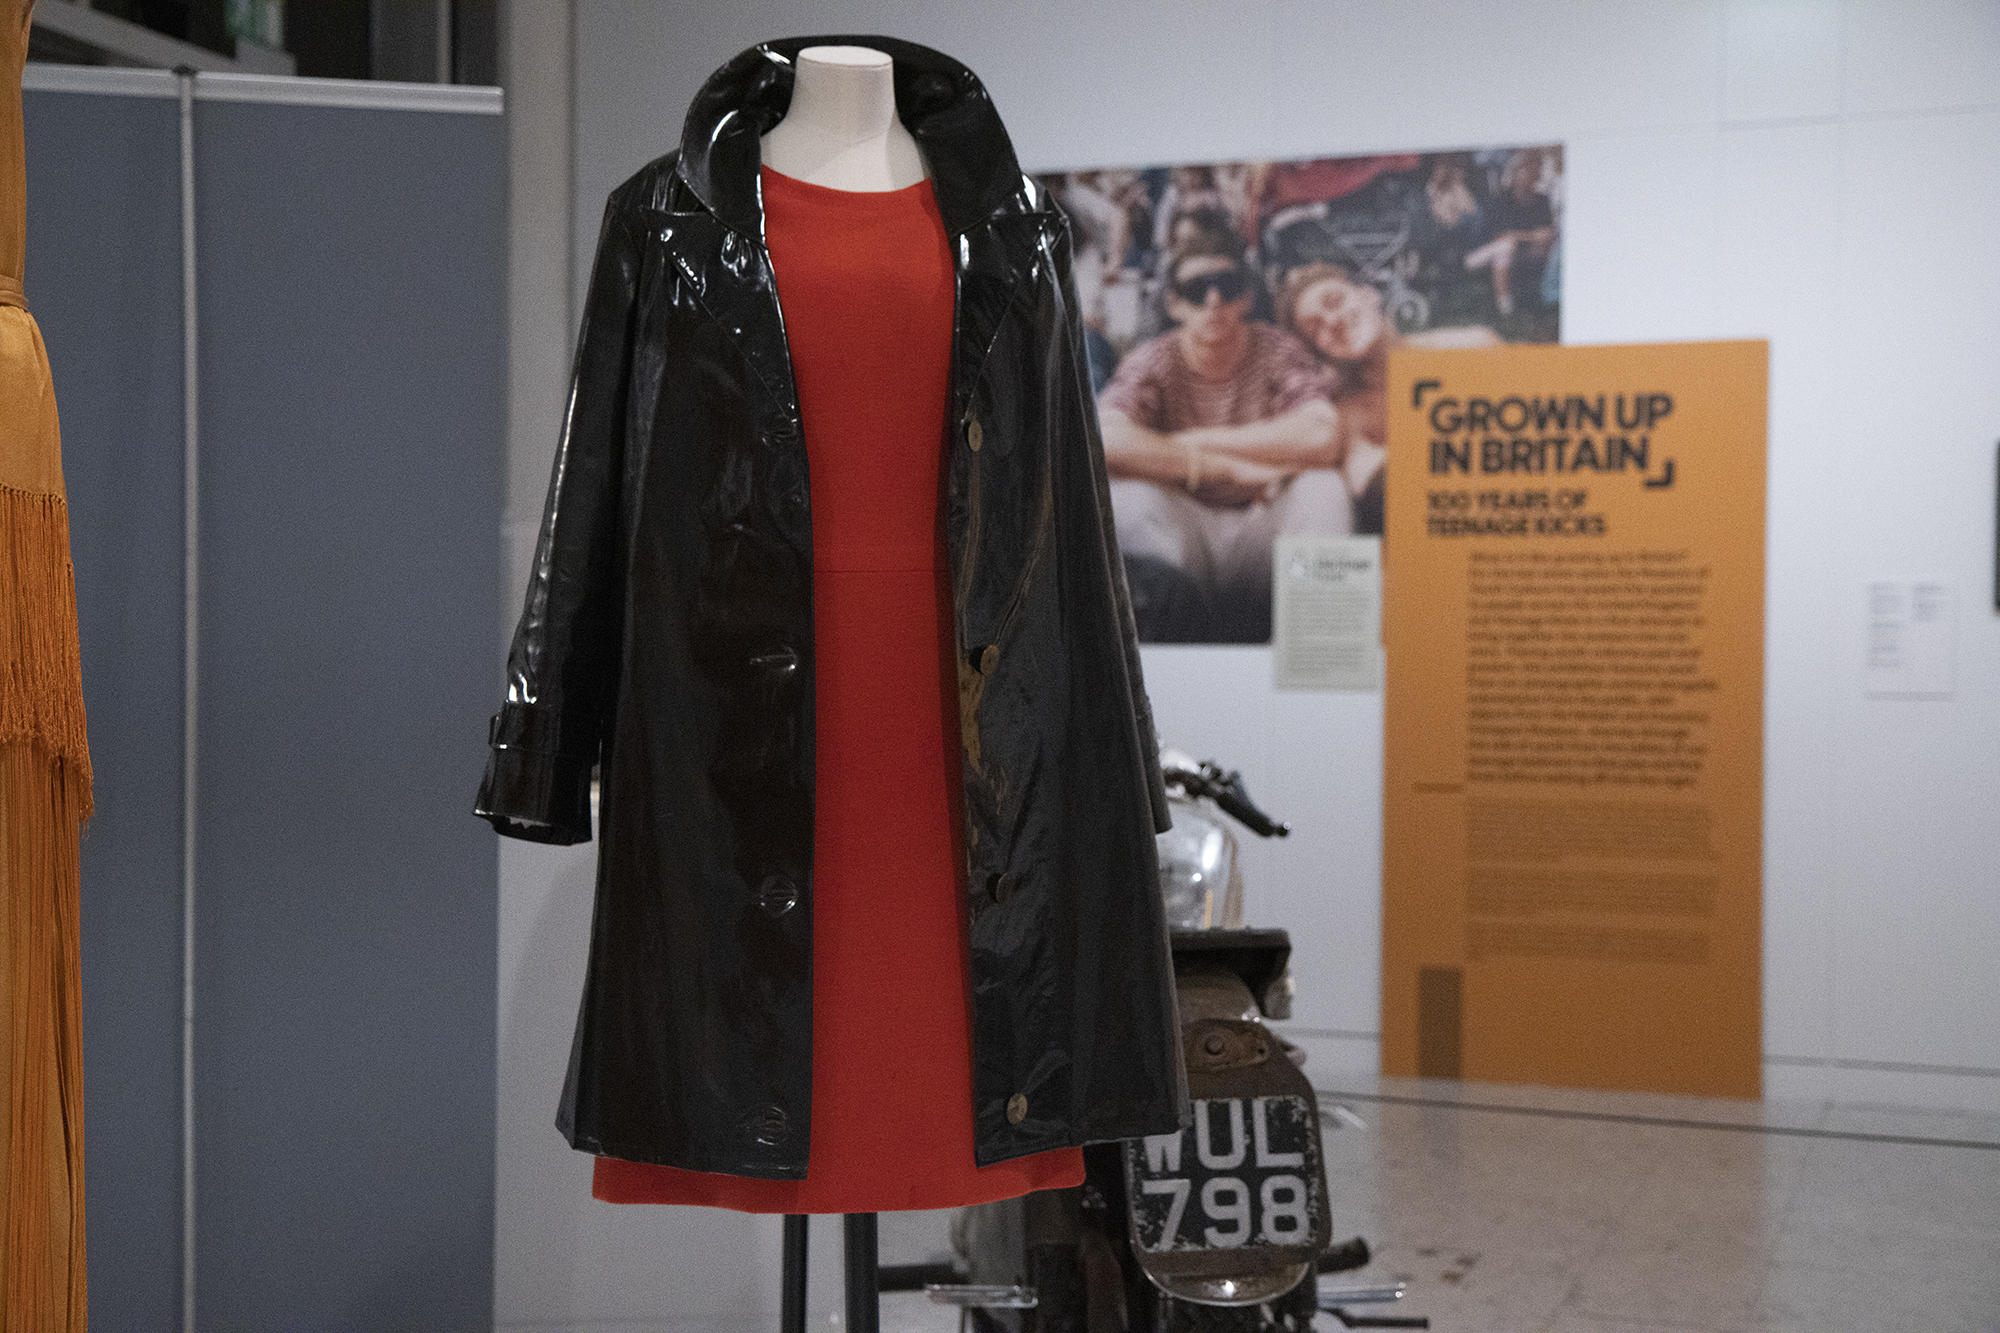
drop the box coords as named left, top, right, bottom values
left=592, top=46, right=1085, bottom=1213
left=759, top=45, right=925, bottom=191
left=486, top=32, right=1184, bottom=1199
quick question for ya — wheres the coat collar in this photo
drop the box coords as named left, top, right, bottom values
left=676, top=37, right=1028, bottom=239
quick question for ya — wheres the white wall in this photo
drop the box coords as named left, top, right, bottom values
left=498, top=1, right=2000, bottom=1326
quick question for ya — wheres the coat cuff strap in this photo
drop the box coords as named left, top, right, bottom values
left=472, top=705, right=595, bottom=844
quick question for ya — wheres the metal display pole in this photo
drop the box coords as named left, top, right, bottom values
left=781, top=1214, right=808, bottom=1333
left=844, top=1213, right=880, bottom=1333
left=174, top=63, right=200, bottom=1333
left=780, top=1213, right=880, bottom=1333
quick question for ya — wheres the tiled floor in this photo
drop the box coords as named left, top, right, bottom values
left=877, top=1077, right=2000, bottom=1333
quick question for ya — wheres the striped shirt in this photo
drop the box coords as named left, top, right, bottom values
left=1098, top=321, right=1330, bottom=434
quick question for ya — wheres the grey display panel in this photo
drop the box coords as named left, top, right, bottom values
left=25, top=80, right=503, bottom=1331
left=24, top=86, right=187, bottom=1333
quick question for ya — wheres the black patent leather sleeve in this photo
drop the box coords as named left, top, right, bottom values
left=1048, top=213, right=1173, bottom=835
left=474, top=193, right=642, bottom=843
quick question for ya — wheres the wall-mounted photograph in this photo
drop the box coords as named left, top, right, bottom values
left=1042, top=144, right=1565, bottom=642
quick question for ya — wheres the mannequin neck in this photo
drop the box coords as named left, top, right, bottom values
left=760, top=46, right=926, bottom=192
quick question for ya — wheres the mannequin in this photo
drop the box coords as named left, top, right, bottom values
left=587, top=41, right=1086, bottom=1317
left=759, top=45, right=924, bottom=191
left=480, top=33, right=1183, bottom=1328
left=760, top=55, right=930, bottom=1325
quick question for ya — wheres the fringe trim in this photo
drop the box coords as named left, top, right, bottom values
left=0, top=486, right=90, bottom=822
left=0, top=744, right=89, bottom=1331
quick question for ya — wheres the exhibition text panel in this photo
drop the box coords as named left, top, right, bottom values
left=1382, top=340, right=1767, bottom=1098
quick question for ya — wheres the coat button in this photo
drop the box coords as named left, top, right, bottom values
left=749, top=646, right=799, bottom=678
left=742, top=1104, right=788, bottom=1147
left=966, top=417, right=984, bottom=452
left=978, top=644, right=998, bottom=674
left=988, top=872, right=1016, bottom=905
left=1006, top=1093, right=1027, bottom=1124
left=755, top=874, right=798, bottom=917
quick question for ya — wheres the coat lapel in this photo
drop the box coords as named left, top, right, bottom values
left=951, top=211, right=1061, bottom=421
left=643, top=206, right=798, bottom=418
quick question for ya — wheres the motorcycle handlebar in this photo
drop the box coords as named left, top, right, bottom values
left=1162, top=761, right=1291, bottom=838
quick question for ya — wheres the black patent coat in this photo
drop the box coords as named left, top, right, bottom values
left=476, top=37, right=1186, bottom=1177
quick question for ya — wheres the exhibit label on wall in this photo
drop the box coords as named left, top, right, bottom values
left=1039, top=145, right=1562, bottom=645
left=1381, top=340, right=1767, bottom=1098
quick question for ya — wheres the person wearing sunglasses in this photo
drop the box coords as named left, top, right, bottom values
left=1097, top=236, right=1350, bottom=642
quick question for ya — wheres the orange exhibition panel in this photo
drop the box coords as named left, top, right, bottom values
left=1382, top=340, right=1767, bottom=1099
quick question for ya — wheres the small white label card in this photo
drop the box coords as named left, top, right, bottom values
left=1865, top=580, right=1955, bottom=699
left=1273, top=535, right=1382, bottom=692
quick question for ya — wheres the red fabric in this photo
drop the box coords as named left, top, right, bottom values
left=1254, top=154, right=1422, bottom=234
left=592, top=168, right=1084, bottom=1214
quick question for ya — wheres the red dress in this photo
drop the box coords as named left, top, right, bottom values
left=592, top=168, right=1085, bottom=1213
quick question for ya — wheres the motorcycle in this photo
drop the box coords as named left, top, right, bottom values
left=909, top=755, right=1417, bottom=1333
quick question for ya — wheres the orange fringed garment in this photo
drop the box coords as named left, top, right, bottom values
left=0, top=350, right=91, bottom=1333
left=0, top=2, right=92, bottom=1327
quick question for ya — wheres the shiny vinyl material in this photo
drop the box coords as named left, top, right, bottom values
left=475, top=37, right=1186, bottom=1178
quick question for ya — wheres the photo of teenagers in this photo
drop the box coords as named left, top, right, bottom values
left=1043, top=145, right=1563, bottom=642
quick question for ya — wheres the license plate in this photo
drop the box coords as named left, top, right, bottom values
left=1123, top=1095, right=1326, bottom=1254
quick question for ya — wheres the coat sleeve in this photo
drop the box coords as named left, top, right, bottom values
left=1049, top=214, right=1173, bottom=835
left=474, top=191, right=642, bottom=843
